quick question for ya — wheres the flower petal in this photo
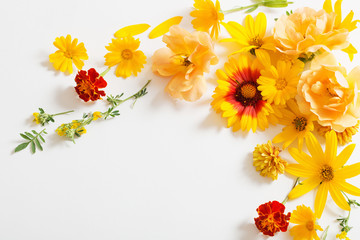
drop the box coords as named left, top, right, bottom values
left=315, top=182, right=329, bottom=218
left=334, top=144, right=356, bottom=169
left=149, top=16, right=183, bottom=39
left=286, top=164, right=315, bottom=178
left=336, top=162, right=360, bottom=179
left=288, top=177, right=320, bottom=199
left=329, top=183, right=350, bottom=210
left=115, top=24, right=151, bottom=38
left=288, top=147, right=319, bottom=169
left=336, top=181, right=360, bottom=196
left=305, top=133, right=325, bottom=162
left=325, top=130, right=337, bottom=165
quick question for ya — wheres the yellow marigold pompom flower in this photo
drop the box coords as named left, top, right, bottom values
left=273, top=99, right=316, bottom=149
left=289, top=205, right=322, bottom=240
left=286, top=130, right=360, bottom=218
left=92, top=111, right=102, bottom=121
left=336, top=231, right=350, bottom=240
left=221, top=12, right=275, bottom=56
left=253, top=140, right=287, bottom=180
left=49, top=35, right=88, bottom=74
left=317, top=121, right=359, bottom=146
left=104, top=36, right=146, bottom=78
left=190, top=0, right=224, bottom=39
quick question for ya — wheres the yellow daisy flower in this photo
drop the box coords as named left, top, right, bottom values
left=289, top=205, right=322, bottom=240
left=286, top=130, right=360, bottom=218
left=221, top=12, right=275, bottom=56
left=211, top=54, right=273, bottom=132
left=258, top=60, right=303, bottom=105
left=49, top=35, right=88, bottom=74
left=273, top=99, right=316, bottom=149
left=104, top=36, right=146, bottom=78
left=190, top=0, right=224, bottom=39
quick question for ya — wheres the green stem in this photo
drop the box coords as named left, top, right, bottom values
left=52, top=110, right=74, bottom=117
left=221, top=1, right=293, bottom=14
left=222, top=4, right=257, bottom=14
left=100, top=67, right=111, bottom=77
left=123, top=80, right=151, bottom=102
left=321, top=226, right=329, bottom=240
left=282, top=177, right=299, bottom=205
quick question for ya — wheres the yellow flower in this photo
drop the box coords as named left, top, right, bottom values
left=92, top=111, right=102, bottom=121
left=221, top=12, right=275, bottom=56
left=104, top=36, right=146, bottom=78
left=190, top=0, right=224, bottom=39
left=55, top=120, right=86, bottom=137
left=258, top=60, right=303, bottom=105
left=273, top=99, right=316, bottom=149
left=49, top=35, right=88, bottom=74
left=317, top=121, right=359, bottom=145
left=289, top=205, right=322, bottom=240
left=286, top=130, right=360, bottom=218
left=253, top=140, right=287, bottom=180
left=33, top=112, right=40, bottom=124
left=336, top=231, right=350, bottom=240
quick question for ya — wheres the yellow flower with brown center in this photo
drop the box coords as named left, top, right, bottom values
left=104, top=36, right=146, bottom=78
left=289, top=205, right=322, bottom=240
left=49, top=35, right=88, bottom=74
left=190, top=0, right=224, bottom=39
left=317, top=121, right=359, bottom=145
left=253, top=140, right=287, bottom=180
left=221, top=12, right=275, bottom=56
left=286, top=130, right=360, bottom=218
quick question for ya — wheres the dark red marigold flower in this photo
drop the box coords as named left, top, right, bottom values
left=75, top=68, right=107, bottom=102
left=254, top=200, right=291, bottom=236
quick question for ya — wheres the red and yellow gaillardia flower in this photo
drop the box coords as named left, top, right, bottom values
left=211, top=54, right=273, bottom=132
left=254, top=200, right=291, bottom=236
left=74, top=68, right=107, bottom=102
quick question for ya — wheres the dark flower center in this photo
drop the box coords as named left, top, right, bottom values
left=121, top=49, right=133, bottom=60
left=306, top=221, right=314, bottom=231
left=320, top=165, right=334, bottom=182
left=292, top=117, right=307, bottom=131
left=235, top=82, right=262, bottom=107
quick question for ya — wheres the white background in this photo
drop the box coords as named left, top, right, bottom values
left=1, top=0, right=360, bottom=239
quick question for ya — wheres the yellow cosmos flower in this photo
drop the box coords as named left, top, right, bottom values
left=286, top=130, right=360, bottom=218
left=222, top=12, right=275, bottom=56
left=258, top=60, right=303, bottom=105
left=273, top=99, right=316, bottom=149
left=49, top=35, right=88, bottom=74
left=104, top=36, right=146, bottom=78
left=289, top=205, right=322, bottom=240
left=211, top=54, right=273, bottom=132
left=190, top=0, right=224, bottom=39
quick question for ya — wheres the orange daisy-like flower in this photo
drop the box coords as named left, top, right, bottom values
left=190, top=0, right=224, bottom=39
left=254, top=200, right=291, bottom=236
left=211, top=54, right=273, bottom=132
left=74, top=68, right=107, bottom=102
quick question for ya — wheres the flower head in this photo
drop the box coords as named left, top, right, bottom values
left=273, top=99, right=316, bottom=149
left=56, top=120, right=86, bottom=138
left=286, top=130, right=360, bottom=218
left=104, top=36, right=146, bottom=78
left=317, top=121, right=359, bottom=145
left=253, top=141, right=287, bottom=180
left=33, top=112, right=41, bottom=124
left=152, top=26, right=218, bottom=101
left=190, top=0, right=224, bottom=39
left=297, top=53, right=360, bottom=132
left=49, top=35, right=88, bottom=74
left=273, top=7, right=349, bottom=56
left=74, top=68, right=107, bottom=102
left=222, top=12, right=275, bottom=56
left=92, top=111, right=102, bottom=121
left=254, top=200, right=291, bottom=236
left=212, top=54, right=273, bottom=132
left=32, top=108, right=74, bottom=126
left=289, top=205, right=322, bottom=240
left=336, top=231, right=350, bottom=240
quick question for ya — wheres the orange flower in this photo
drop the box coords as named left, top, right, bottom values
left=273, top=7, right=349, bottom=56
left=152, top=26, right=218, bottom=101
left=297, top=53, right=360, bottom=132
left=74, top=68, right=107, bottom=102
left=254, top=201, right=291, bottom=236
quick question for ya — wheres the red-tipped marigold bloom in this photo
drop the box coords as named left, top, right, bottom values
left=75, top=68, right=107, bottom=102
left=254, top=200, right=291, bottom=236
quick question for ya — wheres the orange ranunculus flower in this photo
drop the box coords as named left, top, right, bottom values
left=273, top=7, right=349, bottom=56
left=152, top=25, right=218, bottom=101
left=254, top=201, right=291, bottom=236
left=296, top=53, right=360, bottom=132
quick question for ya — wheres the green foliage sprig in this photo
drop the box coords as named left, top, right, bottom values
left=222, top=0, right=293, bottom=14
left=33, top=108, right=74, bottom=126
left=15, top=129, right=48, bottom=153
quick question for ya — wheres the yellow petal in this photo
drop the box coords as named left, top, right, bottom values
left=305, top=133, right=325, bottom=162
left=254, top=12, right=266, bottom=38
left=315, top=182, right=329, bottom=218
left=342, top=43, right=357, bottom=61
left=288, top=177, right=319, bottom=199
left=114, top=24, right=151, bottom=38
left=329, top=183, right=350, bottom=210
left=336, top=162, right=360, bottom=179
left=334, top=144, right=356, bottom=169
left=149, top=16, right=183, bottom=39
left=336, top=181, right=360, bottom=196
left=325, top=130, right=337, bottom=165
left=286, top=164, right=315, bottom=178
left=323, top=0, right=333, bottom=13
left=288, top=148, right=318, bottom=169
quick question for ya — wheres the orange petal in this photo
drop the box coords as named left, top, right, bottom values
left=149, top=16, right=183, bottom=39
left=114, top=24, right=151, bottom=38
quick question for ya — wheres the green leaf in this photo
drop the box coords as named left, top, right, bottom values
left=39, top=134, right=45, bottom=143
left=39, top=108, right=44, bottom=113
left=245, top=5, right=258, bottom=13
left=15, top=142, right=30, bottom=152
left=20, top=133, right=31, bottom=140
left=25, top=132, right=34, bottom=138
left=32, top=130, right=38, bottom=135
left=34, top=138, right=43, bottom=151
left=30, top=141, right=36, bottom=154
